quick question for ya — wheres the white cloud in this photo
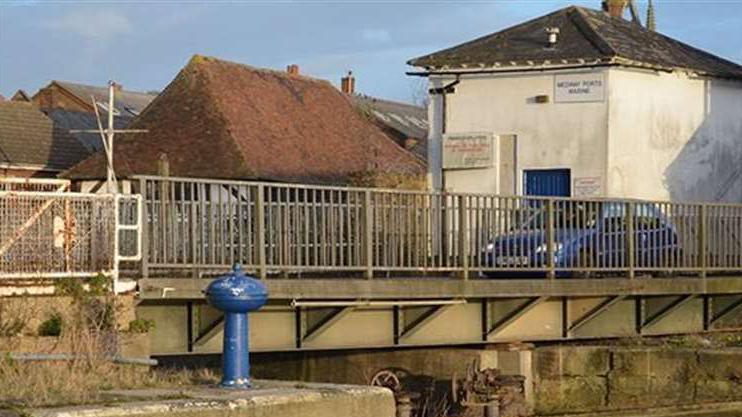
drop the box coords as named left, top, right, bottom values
left=42, top=9, right=132, bottom=41
left=361, top=28, right=391, bottom=44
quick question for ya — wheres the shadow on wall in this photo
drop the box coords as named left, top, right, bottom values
left=664, top=79, right=742, bottom=203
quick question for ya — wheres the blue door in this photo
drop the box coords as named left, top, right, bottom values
left=524, top=169, right=571, bottom=197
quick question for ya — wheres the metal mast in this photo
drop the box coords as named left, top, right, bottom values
left=647, top=0, right=657, bottom=31
left=71, top=80, right=147, bottom=195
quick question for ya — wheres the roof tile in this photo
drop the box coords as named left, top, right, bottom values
left=64, top=56, right=425, bottom=184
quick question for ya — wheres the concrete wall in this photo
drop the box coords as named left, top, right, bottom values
left=428, top=69, right=610, bottom=195
left=23, top=382, right=396, bottom=417
left=533, top=345, right=742, bottom=414
left=608, top=69, right=742, bottom=202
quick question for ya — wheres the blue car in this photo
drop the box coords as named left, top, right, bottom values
left=482, top=201, right=682, bottom=277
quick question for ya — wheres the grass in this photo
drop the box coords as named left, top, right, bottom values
left=0, top=277, right=220, bottom=410
left=0, top=357, right=219, bottom=409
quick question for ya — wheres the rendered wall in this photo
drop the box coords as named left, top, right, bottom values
left=427, top=69, right=610, bottom=196
left=607, top=68, right=742, bottom=202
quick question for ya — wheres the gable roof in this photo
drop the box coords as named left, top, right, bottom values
left=0, top=102, right=90, bottom=171
left=11, top=90, right=31, bottom=102
left=43, top=109, right=133, bottom=153
left=64, top=55, right=425, bottom=183
left=353, top=95, right=428, bottom=160
left=408, top=6, right=742, bottom=80
left=42, top=81, right=157, bottom=117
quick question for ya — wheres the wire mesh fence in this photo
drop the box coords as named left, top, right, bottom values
left=0, top=192, right=116, bottom=279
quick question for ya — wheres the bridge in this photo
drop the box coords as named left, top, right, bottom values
left=3, top=176, right=742, bottom=355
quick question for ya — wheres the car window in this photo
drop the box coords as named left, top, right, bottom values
left=519, top=203, right=600, bottom=230
left=634, top=204, right=669, bottom=230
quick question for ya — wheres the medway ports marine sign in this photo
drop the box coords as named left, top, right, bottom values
left=442, top=132, right=494, bottom=169
left=554, top=72, right=605, bottom=103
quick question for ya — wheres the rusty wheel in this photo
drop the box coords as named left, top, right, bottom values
left=370, top=368, right=404, bottom=392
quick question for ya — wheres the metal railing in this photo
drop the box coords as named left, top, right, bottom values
left=134, top=176, right=742, bottom=279
left=0, top=191, right=142, bottom=281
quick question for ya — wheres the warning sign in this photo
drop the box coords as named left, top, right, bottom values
left=442, top=133, right=494, bottom=169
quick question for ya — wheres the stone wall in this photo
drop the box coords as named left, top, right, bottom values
left=533, top=346, right=742, bottom=414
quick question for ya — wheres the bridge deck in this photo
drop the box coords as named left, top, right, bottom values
left=138, top=275, right=742, bottom=300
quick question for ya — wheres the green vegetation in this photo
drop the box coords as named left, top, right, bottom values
left=127, top=318, right=155, bottom=334
left=37, top=313, right=63, bottom=337
left=0, top=282, right=218, bottom=410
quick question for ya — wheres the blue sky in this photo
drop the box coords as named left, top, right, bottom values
left=1, top=1, right=741, bottom=104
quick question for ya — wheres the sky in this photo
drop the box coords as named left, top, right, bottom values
left=1, top=0, right=741, bottom=104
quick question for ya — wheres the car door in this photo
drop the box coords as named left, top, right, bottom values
left=634, top=204, right=675, bottom=269
left=597, top=203, right=627, bottom=269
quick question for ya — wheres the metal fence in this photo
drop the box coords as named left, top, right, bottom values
left=0, top=191, right=142, bottom=280
left=134, top=176, right=742, bottom=279
left=0, top=192, right=115, bottom=278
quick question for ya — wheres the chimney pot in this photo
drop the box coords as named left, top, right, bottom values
left=341, top=70, right=355, bottom=94
left=603, top=0, right=627, bottom=18
left=286, top=64, right=300, bottom=75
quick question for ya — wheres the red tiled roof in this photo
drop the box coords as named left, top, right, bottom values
left=64, top=55, right=425, bottom=184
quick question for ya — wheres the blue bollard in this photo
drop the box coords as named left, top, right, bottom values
left=204, top=264, right=268, bottom=388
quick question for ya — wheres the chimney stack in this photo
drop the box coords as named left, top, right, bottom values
left=602, top=0, right=627, bottom=19
left=286, top=64, right=300, bottom=75
left=341, top=71, right=355, bottom=94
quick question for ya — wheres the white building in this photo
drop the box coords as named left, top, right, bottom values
left=408, top=5, right=742, bottom=202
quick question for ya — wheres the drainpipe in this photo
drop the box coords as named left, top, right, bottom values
left=428, top=76, right=460, bottom=192
left=428, top=76, right=460, bottom=262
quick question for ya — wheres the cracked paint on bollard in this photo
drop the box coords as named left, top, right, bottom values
left=204, top=264, right=268, bottom=388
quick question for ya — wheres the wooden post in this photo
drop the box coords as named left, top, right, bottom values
left=458, top=195, right=469, bottom=280
left=256, top=184, right=267, bottom=280
left=363, top=190, right=373, bottom=279
left=626, top=202, right=635, bottom=279
left=699, top=204, right=707, bottom=279
left=138, top=178, right=149, bottom=279
left=546, top=199, right=556, bottom=280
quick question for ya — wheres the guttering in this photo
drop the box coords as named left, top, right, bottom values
left=407, top=62, right=622, bottom=77
left=0, top=162, right=62, bottom=172
left=408, top=57, right=742, bottom=81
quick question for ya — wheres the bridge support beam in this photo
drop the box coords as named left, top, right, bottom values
left=136, top=285, right=742, bottom=356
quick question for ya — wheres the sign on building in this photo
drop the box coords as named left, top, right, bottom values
left=442, top=132, right=494, bottom=169
left=573, top=176, right=602, bottom=197
left=555, top=72, right=605, bottom=103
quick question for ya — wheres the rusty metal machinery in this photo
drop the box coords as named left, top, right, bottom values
left=452, top=360, right=528, bottom=417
